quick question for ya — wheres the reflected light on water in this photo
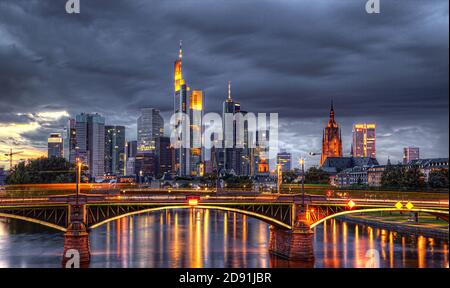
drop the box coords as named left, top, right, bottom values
left=0, top=211, right=448, bottom=268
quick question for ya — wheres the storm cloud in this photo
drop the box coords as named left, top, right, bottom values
left=0, top=0, right=448, bottom=167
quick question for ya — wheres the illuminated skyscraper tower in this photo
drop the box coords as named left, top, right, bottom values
left=174, top=41, right=190, bottom=176
left=351, top=123, right=376, bottom=158
left=320, top=101, right=343, bottom=166
left=190, top=89, right=203, bottom=176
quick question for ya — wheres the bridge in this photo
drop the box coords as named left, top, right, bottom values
left=0, top=191, right=448, bottom=267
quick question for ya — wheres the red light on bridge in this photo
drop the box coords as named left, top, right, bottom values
left=187, top=196, right=200, bottom=206
left=347, top=200, right=356, bottom=209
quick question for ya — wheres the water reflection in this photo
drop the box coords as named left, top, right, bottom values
left=0, top=210, right=448, bottom=268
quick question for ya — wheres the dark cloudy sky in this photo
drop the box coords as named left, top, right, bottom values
left=0, top=0, right=448, bottom=168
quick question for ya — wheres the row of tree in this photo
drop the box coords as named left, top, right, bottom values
left=381, top=165, right=448, bottom=189
left=6, top=157, right=81, bottom=185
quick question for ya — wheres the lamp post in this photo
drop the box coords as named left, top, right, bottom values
left=277, top=163, right=282, bottom=194
left=299, top=157, right=305, bottom=212
left=76, top=159, right=81, bottom=205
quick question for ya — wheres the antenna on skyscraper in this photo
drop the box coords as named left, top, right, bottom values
left=228, top=81, right=231, bottom=100
left=179, top=40, right=183, bottom=59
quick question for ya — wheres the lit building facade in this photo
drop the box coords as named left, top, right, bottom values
left=189, top=89, right=203, bottom=176
left=351, top=123, right=376, bottom=158
left=321, top=101, right=343, bottom=166
left=48, top=133, right=64, bottom=158
left=173, top=42, right=190, bottom=176
left=104, top=126, right=126, bottom=176
left=277, top=151, right=292, bottom=172
left=403, top=147, right=420, bottom=164
left=137, top=108, right=164, bottom=154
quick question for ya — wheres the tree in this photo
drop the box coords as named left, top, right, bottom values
left=401, top=165, right=425, bottom=189
left=6, top=157, right=77, bottom=184
left=305, top=167, right=329, bottom=184
left=381, top=164, right=404, bottom=188
left=428, top=169, right=449, bottom=188
left=282, top=171, right=299, bottom=184
left=223, top=176, right=253, bottom=189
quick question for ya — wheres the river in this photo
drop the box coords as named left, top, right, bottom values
left=0, top=209, right=448, bottom=268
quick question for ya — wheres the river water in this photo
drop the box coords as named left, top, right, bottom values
left=0, top=209, right=448, bottom=268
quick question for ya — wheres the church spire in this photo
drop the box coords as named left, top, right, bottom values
left=329, top=99, right=335, bottom=121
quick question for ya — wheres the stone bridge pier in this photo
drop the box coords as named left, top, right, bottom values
left=61, top=204, right=91, bottom=268
left=269, top=205, right=315, bottom=262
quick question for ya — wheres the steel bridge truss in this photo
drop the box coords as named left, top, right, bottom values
left=86, top=203, right=294, bottom=229
left=0, top=205, right=68, bottom=230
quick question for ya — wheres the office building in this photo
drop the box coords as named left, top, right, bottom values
left=403, top=147, right=420, bottom=164
left=105, top=126, right=126, bottom=176
left=157, top=136, right=174, bottom=176
left=48, top=133, right=64, bottom=158
left=277, top=151, right=292, bottom=172
left=351, top=123, right=376, bottom=158
left=189, top=89, right=203, bottom=176
left=73, top=113, right=105, bottom=178
left=137, top=108, right=164, bottom=154
left=67, top=119, right=77, bottom=163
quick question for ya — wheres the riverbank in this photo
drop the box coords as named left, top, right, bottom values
left=337, top=214, right=449, bottom=241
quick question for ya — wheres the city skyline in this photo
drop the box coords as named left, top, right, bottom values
left=0, top=0, right=448, bottom=169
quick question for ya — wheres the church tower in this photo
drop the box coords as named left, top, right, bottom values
left=320, top=101, right=343, bottom=166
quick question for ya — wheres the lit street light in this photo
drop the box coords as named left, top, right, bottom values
left=299, top=157, right=305, bottom=212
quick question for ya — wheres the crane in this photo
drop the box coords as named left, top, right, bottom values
left=4, top=148, right=23, bottom=171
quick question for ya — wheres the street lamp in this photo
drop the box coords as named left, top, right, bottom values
left=76, top=158, right=82, bottom=205
left=299, top=157, right=305, bottom=211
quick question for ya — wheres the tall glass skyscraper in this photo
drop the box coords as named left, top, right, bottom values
left=73, top=113, right=105, bottom=178
left=173, top=42, right=190, bottom=176
left=105, top=126, right=126, bottom=176
left=137, top=108, right=164, bottom=154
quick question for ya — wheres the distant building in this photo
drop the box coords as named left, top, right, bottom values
left=408, top=158, right=449, bottom=182
left=156, top=136, right=174, bottom=176
left=321, top=101, right=343, bottom=166
left=135, top=152, right=158, bottom=179
left=48, top=133, right=64, bottom=158
left=277, top=151, right=292, bottom=172
left=335, top=166, right=370, bottom=187
left=321, top=156, right=379, bottom=185
left=367, top=165, right=387, bottom=187
left=126, top=157, right=136, bottom=176
left=0, top=166, right=6, bottom=185
left=104, top=126, right=126, bottom=176
left=137, top=108, right=164, bottom=154
left=403, top=147, right=420, bottom=164
left=73, top=113, right=105, bottom=178
left=67, top=119, right=77, bottom=163
left=126, top=140, right=138, bottom=158
left=351, top=123, right=376, bottom=158
left=189, top=89, right=203, bottom=176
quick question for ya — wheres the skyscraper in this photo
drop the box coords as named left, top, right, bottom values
left=156, top=136, right=174, bottom=176
left=67, top=119, right=77, bottom=163
left=126, top=140, right=138, bottom=158
left=189, top=89, right=203, bottom=176
left=321, top=101, right=343, bottom=166
left=222, top=81, right=242, bottom=174
left=137, top=108, right=164, bottom=154
left=277, top=151, right=292, bottom=172
left=104, top=126, right=126, bottom=176
left=74, top=113, right=105, bottom=178
left=351, top=123, right=376, bottom=158
left=48, top=133, right=64, bottom=158
left=403, top=147, right=420, bottom=164
left=173, top=41, right=190, bottom=176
